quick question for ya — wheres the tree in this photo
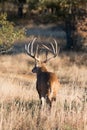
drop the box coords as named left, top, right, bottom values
left=0, top=0, right=26, bottom=18
left=39, top=0, right=87, bottom=50
left=57, top=0, right=87, bottom=50
left=17, top=0, right=26, bottom=18
left=0, top=13, right=25, bottom=54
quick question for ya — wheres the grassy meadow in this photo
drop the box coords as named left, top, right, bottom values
left=0, top=47, right=87, bottom=130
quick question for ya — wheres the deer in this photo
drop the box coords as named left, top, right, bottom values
left=25, top=37, right=61, bottom=108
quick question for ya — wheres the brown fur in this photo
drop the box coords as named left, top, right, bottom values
left=32, top=63, right=61, bottom=107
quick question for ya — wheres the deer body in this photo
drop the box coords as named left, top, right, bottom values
left=25, top=37, right=61, bottom=108
left=32, top=64, right=60, bottom=107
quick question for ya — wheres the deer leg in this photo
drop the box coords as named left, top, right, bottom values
left=46, top=96, right=52, bottom=107
left=41, top=97, right=46, bottom=107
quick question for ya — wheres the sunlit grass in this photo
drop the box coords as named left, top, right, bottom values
left=0, top=52, right=87, bottom=130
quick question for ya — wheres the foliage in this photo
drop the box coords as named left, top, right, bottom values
left=0, top=13, right=25, bottom=54
left=0, top=0, right=86, bottom=17
left=28, top=0, right=39, bottom=10
left=58, top=0, right=87, bottom=15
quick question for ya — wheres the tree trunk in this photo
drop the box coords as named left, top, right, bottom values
left=18, top=3, right=23, bottom=18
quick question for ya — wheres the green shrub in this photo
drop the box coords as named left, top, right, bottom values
left=0, top=13, right=25, bottom=54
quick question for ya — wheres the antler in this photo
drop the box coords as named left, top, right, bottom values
left=25, top=38, right=59, bottom=63
left=25, top=37, right=39, bottom=62
left=41, top=39, right=59, bottom=63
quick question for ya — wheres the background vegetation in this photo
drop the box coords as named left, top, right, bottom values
left=0, top=0, right=87, bottom=51
left=0, top=13, right=25, bottom=54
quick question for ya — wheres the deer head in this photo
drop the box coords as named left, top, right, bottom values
left=25, top=37, right=59, bottom=73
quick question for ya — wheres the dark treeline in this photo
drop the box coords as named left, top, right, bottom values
left=0, top=0, right=87, bottom=51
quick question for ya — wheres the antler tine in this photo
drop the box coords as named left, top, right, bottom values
left=25, top=42, right=30, bottom=54
left=53, top=39, right=58, bottom=55
left=41, top=39, right=58, bottom=56
left=50, top=42, right=56, bottom=55
left=31, top=37, right=37, bottom=55
left=35, top=43, right=39, bottom=58
left=40, top=39, right=59, bottom=63
left=41, top=44, right=55, bottom=54
left=25, top=43, right=35, bottom=59
left=25, top=37, right=39, bottom=61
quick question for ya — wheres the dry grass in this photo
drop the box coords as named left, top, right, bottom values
left=0, top=52, right=87, bottom=130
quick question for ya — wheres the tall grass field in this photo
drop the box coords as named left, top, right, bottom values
left=0, top=51, right=87, bottom=130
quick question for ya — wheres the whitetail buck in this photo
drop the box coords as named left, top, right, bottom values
left=25, top=37, right=61, bottom=107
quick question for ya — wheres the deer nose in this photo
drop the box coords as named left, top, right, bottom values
left=32, top=68, right=34, bottom=73
left=32, top=68, right=36, bottom=73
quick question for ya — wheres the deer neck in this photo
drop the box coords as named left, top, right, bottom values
left=36, top=65, right=47, bottom=78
